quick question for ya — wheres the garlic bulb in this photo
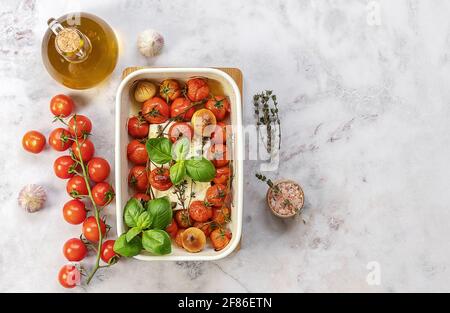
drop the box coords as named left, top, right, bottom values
left=18, top=184, right=47, bottom=213
left=134, top=81, right=157, bottom=102
left=137, top=29, right=164, bottom=57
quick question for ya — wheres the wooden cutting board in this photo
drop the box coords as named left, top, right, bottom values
left=121, top=66, right=243, bottom=253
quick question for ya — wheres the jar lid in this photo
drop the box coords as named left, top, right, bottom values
left=55, top=28, right=82, bottom=53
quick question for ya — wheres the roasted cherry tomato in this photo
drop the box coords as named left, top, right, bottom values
left=127, top=115, right=149, bottom=138
left=175, top=210, right=191, bottom=228
left=166, top=218, right=179, bottom=238
left=189, top=200, right=213, bottom=223
left=58, top=264, right=80, bottom=289
left=159, top=79, right=181, bottom=102
left=149, top=167, right=173, bottom=191
left=66, top=175, right=89, bottom=197
left=142, top=97, right=170, bottom=124
left=68, top=115, right=92, bottom=138
left=87, top=157, right=110, bottom=183
left=127, top=139, right=148, bottom=165
left=212, top=207, right=231, bottom=225
left=72, top=138, right=94, bottom=162
left=171, top=97, right=195, bottom=121
left=208, top=144, right=229, bottom=168
left=50, top=94, right=74, bottom=118
left=128, top=166, right=148, bottom=192
left=187, top=78, right=209, bottom=102
left=82, top=216, right=106, bottom=242
left=54, top=155, right=77, bottom=179
left=191, top=108, right=217, bottom=137
left=133, top=193, right=151, bottom=202
left=92, top=182, right=115, bottom=206
left=48, top=128, right=72, bottom=151
left=175, top=228, right=185, bottom=248
left=168, top=122, right=193, bottom=143
left=22, top=130, right=46, bottom=154
left=213, top=166, right=230, bottom=185
left=205, top=96, right=230, bottom=121
left=211, top=122, right=229, bottom=144
left=194, top=221, right=213, bottom=237
left=210, top=228, right=231, bottom=251
left=101, top=240, right=117, bottom=264
left=62, top=199, right=87, bottom=225
left=206, top=184, right=227, bottom=207
left=63, top=238, right=87, bottom=262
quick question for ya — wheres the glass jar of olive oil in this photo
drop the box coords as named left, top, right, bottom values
left=41, top=12, right=118, bottom=90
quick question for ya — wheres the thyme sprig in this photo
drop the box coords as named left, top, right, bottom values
left=253, top=90, right=281, bottom=154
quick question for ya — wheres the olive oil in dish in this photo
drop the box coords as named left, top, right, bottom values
left=41, top=13, right=118, bottom=90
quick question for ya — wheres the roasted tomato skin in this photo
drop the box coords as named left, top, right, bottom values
left=208, top=144, right=229, bottom=168
left=211, top=122, right=229, bottom=144
left=194, top=221, right=213, bottom=237
left=128, top=166, right=148, bottom=192
left=213, top=166, right=230, bottom=185
left=212, top=207, right=231, bottom=225
left=168, top=122, right=193, bottom=143
left=127, top=116, right=149, bottom=138
left=171, top=97, right=195, bottom=121
left=127, top=139, right=148, bottom=165
left=175, top=228, right=186, bottom=248
left=166, top=218, right=179, bottom=238
left=175, top=210, right=191, bottom=228
left=205, top=96, right=230, bottom=121
left=160, top=79, right=181, bottom=102
left=206, top=184, right=227, bottom=207
left=142, top=97, right=170, bottom=124
left=133, top=193, right=151, bottom=202
left=210, top=228, right=231, bottom=251
left=191, top=108, right=217, bottom=137
left=149, top=167, right=173, bottom=191
left=189, top=200, right=213, bottom=223
left=187, top=78, right=210, bottom=102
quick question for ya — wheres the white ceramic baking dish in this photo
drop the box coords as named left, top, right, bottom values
left=115, top=68, right=243, bottom=261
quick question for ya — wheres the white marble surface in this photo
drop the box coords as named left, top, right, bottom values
left=1, top=0, right=450, bottom=292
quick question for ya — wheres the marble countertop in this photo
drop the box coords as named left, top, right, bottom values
left=1, top=0, right=450, bottom=292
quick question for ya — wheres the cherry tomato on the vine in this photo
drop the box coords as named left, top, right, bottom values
left=48, top=128, right=72, bottom=151
left=127, top=115, right=149, bottom=139
left=175, top=210, right=191, bottom=228
left=166, top=218, right=178, bottom=238
left=82, top=216, right=106, bottom=242
left=213, top=166, right=230, bottom=185
left=186, top=78, right=210, bottom=102
left=71, top=138, right=94, bottom=162
left=62, top=199, right=87, bottom=225
left=66, top=175, right=89, bottom=198
left=211, top=122, right=230, bottom=144
left=168, top=122, right=193, bottom=143
left=142, top=97, right=170, bottom=124
left=58, top=264, right=80, bottom=289
left=54, top=155, right=77, bottom=179
left=63, top=238, right=87, bottom=262
left=205, top=96, right=230, bottom=121
left=208, top=144, right=229, bottom=168
left=171, top=97, right=195, bottom=121
left=210, top=228, right=231, bottom=251
left=206, top=184, right=227, bottom=207
left=148, top=167, right=173, bottom=191
left=50, top=94, right=74, bottom=118
left=159, top=79, right=181, bottom=103
left=128, top=166, right=148, bottom=192
left=127, top=140, right=148, bottom=165
left=92, top=182, right=115, bottom=206
left=87, top=157, right=110, bottom=183
left=189, top=201, right=213, bottom=223
left=68, top=115, right=92, bottom=138
left=101, top=240, right=117, bottom=264
left=22, top=130, right=46, bottom=154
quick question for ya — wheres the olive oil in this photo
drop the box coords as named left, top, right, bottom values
left=42, top=13, right=118, bottom=90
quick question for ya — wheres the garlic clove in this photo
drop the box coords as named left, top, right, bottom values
left=137, top=29, right=164, bottom=58
left=18, top=184, right=47, bottom=213
left=134, top=81, right=157, bottom=102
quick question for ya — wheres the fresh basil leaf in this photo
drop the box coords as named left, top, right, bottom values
left=126, top=227, right=142, bottom=242
left=114, top=233, right=142, bottom=257
left=170, top=161, right=186, bottom=185
left=147, top=197, right=172, bottom=229
left=141, top=229, right=172, bottom=255
left=136, top=211, right=152, bottom=230
left=185, top=157, right=216, bottom=182
left=146, top=137, right=173, bottom=164
left=172, top=137, right=190, bottom=161
left=124, top=198, right=145, bottom=228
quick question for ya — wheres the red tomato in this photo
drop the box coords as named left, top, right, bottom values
left=48, top=128, right=72, bottom=151
left=206, top=184, right=227, bottom=207
left=211, top=122, right=229, bottom=144
left=171, top=97, right=195, bottom=121
left=101, top=240, right=117, bottom=263
left=194, top=221, right=213, bottom=237
left=63, top=238, right=87, bottom=262
left=213, top=166, right=230, bottom=185
left=210, top=228, right=231, bottom=251
left=68, top=115, right=92, bottom=138
left=205, top=96, right=230, bottom=121
left=127, top=140, right=148, bottom=165
left=66, top=175, right=89, bottom=197
left=62, top=199, right=87, bottom=225
left=160, top=79, right=181, bottom=102
left=149, top=168, right=173, bottom=191
left=50, top=94, right=74, bottom=117
left=87, top=157, right=110, bottom=183
left=71, top=138, right=94, bottom=162
left=133, top=193, right=151, bottom=202
left=189, top=201, right=213, bottom=222
left=92, top=182, right=115, bottom=206
left=175, top=228, right=185, bottom=248
left=175, top=210, right=191, bottom=228
left=82, top=216, right=106, bottom=242
left=22, top=130, right=46, bottom=154
left=212, top=207, right=231, bottom=225
left=127, top=116, right=149, bottom=138
left=208, top=144, right=229, bottom=168
left=54, top=156, right=77, bottom=179
left=58, top=264, right=80, bottom=289
left=166, top=218, right=178, bottom=238
left=142, top=97, right=170, bottom=124
left=128, top=166, right=148, bottom=192
left=168, top=122, right=193, bottom=143
left=187, top=78, right=210, bottom=102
